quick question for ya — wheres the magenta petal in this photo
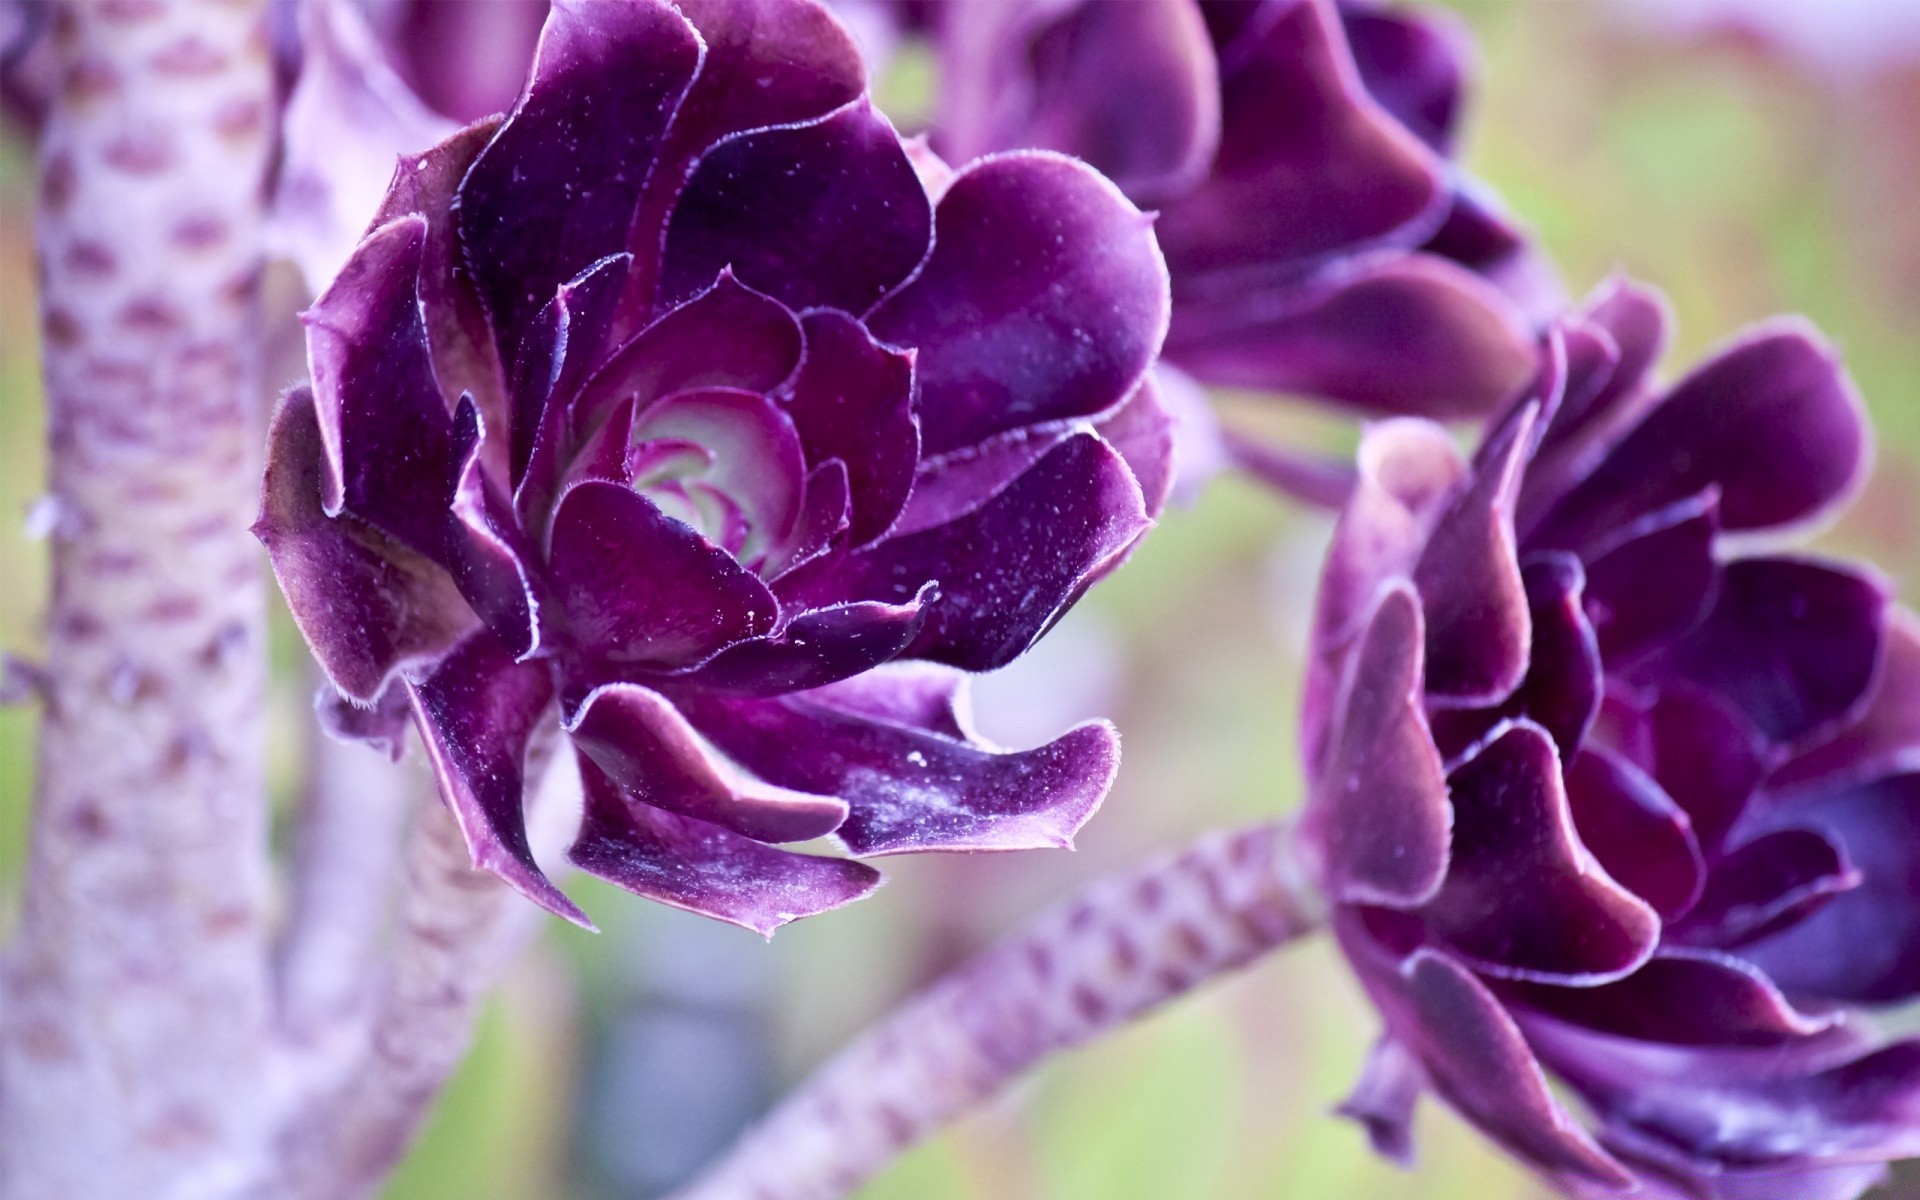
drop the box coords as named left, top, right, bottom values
left=668, top=587, right=934, bottom=696
left=1564, top=746, right=1706, bottom=921
left=1503, top=947, right=1835, bottom=1048
left=798, top=660, right=972, bottom=739
left=1168, top=252, right=1535, bottom=420
left=660, top=99, right=932, bottom=315
left=1413, top=402, right=1533, bottom=706
left=1427, top=721, right=1660, bottom=983
left=1642, top=683, right=1772, bottom=856
left=572, top=270, right=804, bottom=439
left=1302, top=582, right=1451, bottom=908
left=1156, top=0, right=1441, bottom=279
left=782, top=309, right=918, bottom=546
left=508, top=252, right=630, bottom=492
left=623, top=0, right=866, bottom=310
left=1092, top=374, right=1180, bottom=521
left=1744, top=775, right=1920, bottom=1005
left=867, top=152, right=1169, bottom=455
left=547, top=480, right=777, bottom=673
left=1651, top=557, right=1889, bottom=749
left=457, top=0, right=701, bottom=348
left=1339, top=921, right=1634, bottom=1188
left=676, top=690, right=1117, bottom=856
left=1532, top=322, right=1870, bottom=549
left=255, top=388, right=478, bottom=703
left=1672, top=828, right=1859, bottom=950
left=404, top=629, right=588, bottom=927
left=302, top=214, right=456, bottom=557
left=1771, top=610, right=1920, bottom=798
left=569, top=752, right=880, bottom=937
left=564, top=682, right=846, bottom=842
left=444, top=398, right=544, bottom=658
left=631, top=387, right=808, bottom=564
left=1515, top=553, right=1603, bottom=758
left=788, top=432, right=1150, bottom=672
left=883, top=425, right=1077, bottom=539
left=315, top=681, right=413, bottom=763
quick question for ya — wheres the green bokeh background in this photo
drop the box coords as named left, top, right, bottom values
left=5, top=4, right=1920, bottom=1197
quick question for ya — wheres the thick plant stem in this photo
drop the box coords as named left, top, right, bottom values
left=0, top=2, right=277, bottom=1196
left=672, top=821, right=1327, bottom=1200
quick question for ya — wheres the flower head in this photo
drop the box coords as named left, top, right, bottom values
left=1302, top=278, right=1920, bottom=1196
left=907, top=0, right=1550, bottom=424
left=257, top=0, right=1172, bottom=934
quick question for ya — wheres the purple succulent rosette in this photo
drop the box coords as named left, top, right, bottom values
left=256, top=0, right=1172, bottom=934
left=1301, top=277, right=1920, bottom=1197
left=915, top=0, right=1549, bottom=425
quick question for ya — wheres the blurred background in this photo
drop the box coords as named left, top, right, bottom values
left=8, top=1, right=1920, bottom=1197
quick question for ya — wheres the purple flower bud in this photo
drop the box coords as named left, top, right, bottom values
left=1302, top=278, right=1920, bottom=1196
left=909, top=0, right=1550, bottom=424
left=256, top=0, right=1172, bottom=934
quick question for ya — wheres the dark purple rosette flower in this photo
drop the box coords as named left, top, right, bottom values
left=256, top=0, right=1173, bottom=934
left=893, top=0, right=1549, bottom=451
left=1300, top=277, right=1920, bottom=1197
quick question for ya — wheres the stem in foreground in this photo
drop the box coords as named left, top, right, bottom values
left=671, top=821, right=1326, bottom=1200
left=0, top=1, right=276, bottom=1193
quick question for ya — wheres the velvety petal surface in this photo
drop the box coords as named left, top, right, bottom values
left=1339, top=0, right=1468, bottom=154
left=1563, top=745, right=1705, bottom=920
left=676, top=690, right=1117, bottom=856
left=867, top=152, right=1169, bottom=455
left=782, top=308, right=918, bottom=545
left=405, top=629, right=587, bottom=926
left=570, top=753, right=880, bottom=937
left=1503, top=947, right=1833, bottom=1048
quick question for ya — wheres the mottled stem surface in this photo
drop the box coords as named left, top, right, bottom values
left=672, top=822, right=1326, bottom=1200
left=0, top=2, right=277, bottom=1196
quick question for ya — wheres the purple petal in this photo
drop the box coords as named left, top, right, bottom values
left=781, top=309, right=918, bottom=546
left=1639, top=682, right=1772, bottom=855
left=659, top=99, right=931, bottom=315
left=507, top=252, right=630, bottom=496
left=1744, top=774, right=1920, bottom=1005
left=571, top=270, right=803, bottom=442
left=1564, top=745, right=1706, bottom=921
left=302, top=214, right=456, bottom=557
left=569, top=752, right=880, bottom=937
left=1338, top=921, right=1634, bottom=1187
left=1155, top=0, right=1442, bottom=279
left=1502, top=947, right=1835, bottom=1048
left=1671, top=828, right=1859, bottom=949
left=255, top=387, right=477, bottom=703
left=1770, top=608, right=1920, bottom=798
left=1530, top=321, right=1870, bottom=550
left=799, top=660, right=973, bottom=739
left=676, top=690, right=1117, bottom=856
left=404, top=629, right=588, bottom=927
left=1427, top=721, right=1660, bottom=983
left=867, top=152, right=1168, bottom=455
left=784, top=432, right=1150, bottom=672
left=564, top=681, right=846, bottom=842
left=443, top=398, right=543, bottom=658
left=315, top=681, right=412, bottom=763
left=370, top=119, right=511, bottom=436
left=1336, top=1037, right=1425, bottom=1166
left=383, top=0, right=547, bottom=125
left=884, top=425, right=1077, bottom=539
left=547, top=480, right=777, bottom=674
left=666, top=587, right=934, bottom=696
left=1339, top=0, right=1469, bottom=155
left=457, top=0, right=700, bottom=349
left=1091, top=374, right=1179, bottom=522
left=939, top=0, right=1220, bottom=203
left=1651, top=557, right=1889, bottom=749
left=1577, top=489, right=1722, bottom=665
left=1302, top=582, right=1451, bottom=907
left=1413, top=401, right=1533, bottom=706
left=1167, top=252, right=1536, bottom=420
left=1515, top=552, right=1603, bottom=758
left=624, top=0, right=866, bottom=312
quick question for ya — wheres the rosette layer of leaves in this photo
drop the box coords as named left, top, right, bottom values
left=256, top=0, right=1172, bottom=935
left=916, top=0, right=1548, bottom=423
left=1302, top=278, right=1920, bottom=1197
